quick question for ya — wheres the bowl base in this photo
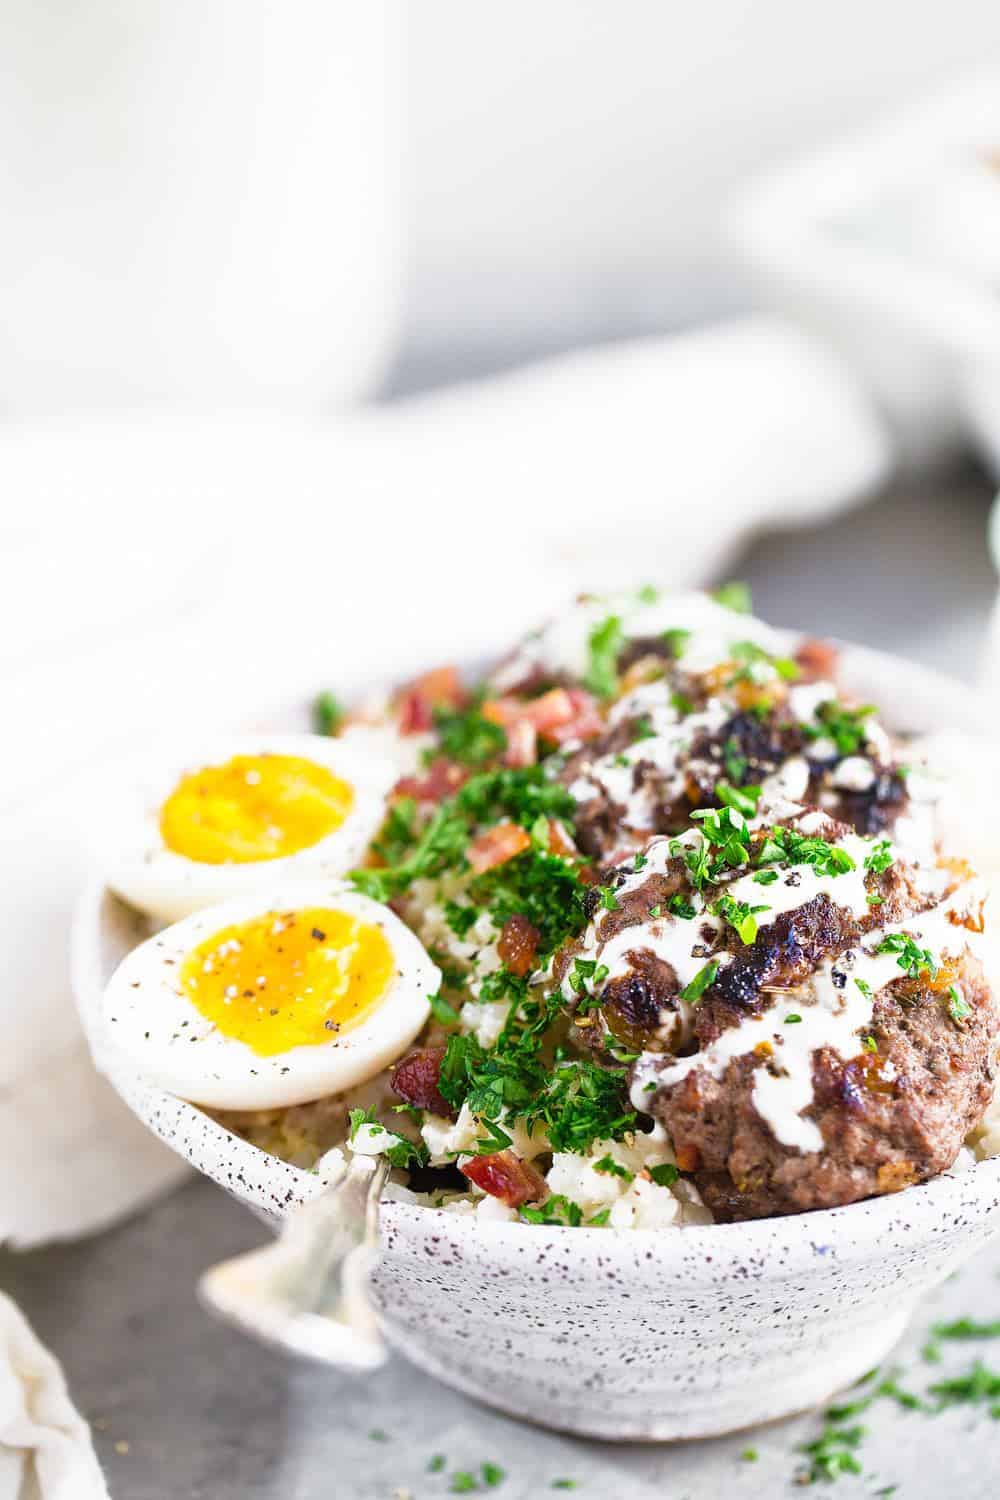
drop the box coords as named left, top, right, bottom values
left=382, top=1304, right=912, bottom=1442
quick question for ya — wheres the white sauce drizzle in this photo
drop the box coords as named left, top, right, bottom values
left=631, top=881, right=986, bottom=1154
left=492, top=589, right=788, bottom=693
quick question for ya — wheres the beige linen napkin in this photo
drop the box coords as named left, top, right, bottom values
left=0, top=1292, right=107, bottom=1500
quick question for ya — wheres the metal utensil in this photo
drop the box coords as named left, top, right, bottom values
left=198, top=1154, right=390, bottom=1369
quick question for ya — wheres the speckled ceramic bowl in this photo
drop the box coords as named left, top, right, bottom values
left=73, top=645, right=1000, bottom=1440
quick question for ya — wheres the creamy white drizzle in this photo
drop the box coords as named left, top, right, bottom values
left=571, top=698, right=729, bottom=829
left=491, top=589, right=789, bottom=693
left=631, top=880, right=987, bottom=1155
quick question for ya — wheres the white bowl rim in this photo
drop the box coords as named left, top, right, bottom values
left=71, top=638, right=1000, bottom=1270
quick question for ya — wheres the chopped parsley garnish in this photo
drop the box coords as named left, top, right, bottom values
left=723, top=735, right=748, bottom=783
left=670, top=689, right=695, bottom=717
left=593, top=1154, right=633, bottom=1182
left=876, top=932, right=938, bottom=980
left=585, top=614, right=625, bottom=700
left=351, top=766, right=576, bottom=903
left=712, top=581, right=752, bottom=614
left=551, top=1480, right=578, bottom=1491
left=596, top=884, right=621, bottom=911
left=947, top=985, right=972, bottom=1024
left=864, top=839, right=894, bottom=875
left=931, top=1318, right=1000, bottom=1341
left=861, top=1035, right=878, bottom=1053
left=784, top=1013, right=802, bottom=1024
left=679, top=960, right=719, bottom=1004
left=729, top=639, right=799, bottom=682
left=480, top=1462, right=506, bottom=1489
left=803, top=699, right=876, bottom=756
left=662, top=627, right=691, bottom=658
left=520, top=1195, right=584, bottom=1227
left=716, top=780, right=761, bottom=817
left=648, top=1162, right=680, bottom=1187
left=798, top=1423, right=866, bottom=1482
left=568, top=957, right=609, bottom=995
left=711, top=892, right=770, bottom=946
left=756, top=825, right=857, bottom=879
left=667, top=893, right=696, bottom=919
left=312, top=690, right=344, bottom=736
left=347, top=1108, right=428, bottom=1171
left=928, top=1361, right=1000, bottom=1408
left=428, top=1455, right=446, bottom=1473
left=753, top=869, right=779, bottom=886
left=465, top=1118, right=514, bottom=1157
left=431, top=705, right=508, bottom=765
left=428, top=991, right=461, bottom=1026
left=855, top=977, right=873, bottom=999
left=475, top=847, right=588, bottom=956
left=371, top=796, right=418, bottom=865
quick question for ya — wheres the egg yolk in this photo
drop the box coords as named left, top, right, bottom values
left=160, top=754, right=354, bottom=865
left=180, top=907, right=396, bottom=1055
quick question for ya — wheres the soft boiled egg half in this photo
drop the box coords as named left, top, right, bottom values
left=105, top=734, right=396, bottom=924
left=101, top=883, right=440, bottom=1109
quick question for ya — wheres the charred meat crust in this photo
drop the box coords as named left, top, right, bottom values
left=648, top=949, right=997, bottom=1221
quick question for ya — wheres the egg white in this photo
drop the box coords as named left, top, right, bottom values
left=101, top=882, right=440, bottom=1110
left=104, top=733, right=397, bottom=924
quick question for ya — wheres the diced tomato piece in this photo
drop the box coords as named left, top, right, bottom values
left=461, top=1149, right=547, bottom=1207
left=393, top=757, right=467, bottom=803
left=397, top=665, right=465, bottom=734
left=467, top=821, right=531, bottom=875
left=390, top=1046, right=454, bottom=1118
left=544, top=687, right=604, bottom=745
left=795, top=638, right=839, bottom=683
left=497, top=914, right=540, bottom=977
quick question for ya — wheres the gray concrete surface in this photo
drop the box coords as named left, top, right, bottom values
left=3, top=464, right=1000, bottom=1498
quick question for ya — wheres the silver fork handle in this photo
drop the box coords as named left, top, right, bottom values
left=198, top=1155, right=390, bottom=1369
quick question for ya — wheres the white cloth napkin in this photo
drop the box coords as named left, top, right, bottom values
left=0, top=1293, right=107, bottom=1500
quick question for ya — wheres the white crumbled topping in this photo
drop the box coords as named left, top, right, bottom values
left=832, top=756, right=877, bottom=792
left=459, top=999, right=510, bottom=1048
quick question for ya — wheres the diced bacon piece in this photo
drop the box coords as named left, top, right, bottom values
left=393, top=757, right=467, bottom=803
left=497, top=914, right=540, bottom=977
left=543, top=688, right=604, bottom=746
left=397, top=665, right=465, bottom=734
left=502, top=719, right=538, bottom=768
left=483, top=686, right=604, bottom=749
left=467, top=821, right=531, bottom=875
left=461, top=1149, right=547, bottom=1207
left=674, top=1142, right=701, bottom=1173
left=390, top=1046, right=454, bottom=1118
left=795, top=637, right=839, bottom=683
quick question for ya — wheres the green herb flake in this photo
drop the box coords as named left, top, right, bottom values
left=313, top=690, right=344, bottom=736
left=784, top=1013, right=802, bottom=1024
left=712, top=581, right=752, bottom=614
left=741, top=1447, right=759, bottom=1462
left=585, top=615, right=625, bottom=700
left=679, top=960, right=719, bottom=1004
left=876, top=932, right=938, bottom=981
left=481, top=1461, right=506, bottom=1488
left=947, top=985, right=972, bottom=1024
left=803, top=699, right=876, bottom=756
left=931, top=1318, right=1000, bottom=1341
left=593, top=1154, right=634, bottom=1182
left=428, top=991, right=461, bottom=1027
left=648, top=1162, right=680, bottom=1187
